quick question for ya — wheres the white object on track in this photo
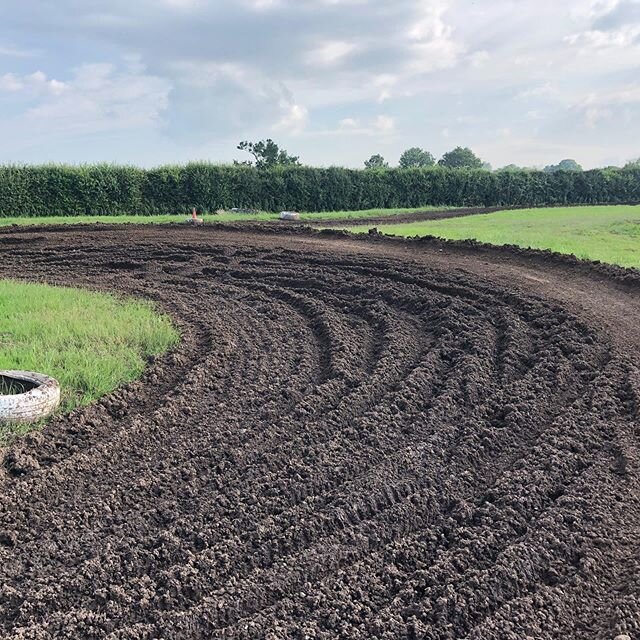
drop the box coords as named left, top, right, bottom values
left=279, top=211, right=300, bottom=221
left=0, top=371, right=61, bottom=424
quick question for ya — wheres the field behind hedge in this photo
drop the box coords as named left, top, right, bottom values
left=1, top=163, right=639, bottom=217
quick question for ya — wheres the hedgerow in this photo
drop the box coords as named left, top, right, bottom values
left=0, top=163, right=638, bottom=217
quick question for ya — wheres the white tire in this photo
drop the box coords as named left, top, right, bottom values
left=0, top=371, right=61, bottom=424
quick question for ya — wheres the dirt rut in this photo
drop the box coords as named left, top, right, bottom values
left=0, top=225, right=638, bottom=639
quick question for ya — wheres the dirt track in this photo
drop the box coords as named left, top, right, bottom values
left=290, top=207, right=501, bottom=227
left=0, top=225, right=638, bottom=639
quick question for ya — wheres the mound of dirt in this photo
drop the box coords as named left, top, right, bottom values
left=0, top=225, right=638, bottom=639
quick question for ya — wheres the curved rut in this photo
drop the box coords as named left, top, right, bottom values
left=0, top=225, right=638, bottom=640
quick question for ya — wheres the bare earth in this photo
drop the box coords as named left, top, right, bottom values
left=0, top=224, right=638, bottom=639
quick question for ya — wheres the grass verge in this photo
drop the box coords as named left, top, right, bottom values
left=339, top=205, right=640, bottom=269
left=0, top=280, right=179, bottom=441
left=0, top=206, right=453, bottom=227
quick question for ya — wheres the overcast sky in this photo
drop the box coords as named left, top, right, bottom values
left=1, top=0, right=639, bottom=169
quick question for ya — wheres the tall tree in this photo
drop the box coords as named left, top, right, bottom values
left=624, top=158, right=640, bottom=169
left=438, top=147, right=483, bottom=169
left=364, top=154, right=389, bottom=169
left=543, top=159, right=583, bottom=173
left=399, top=147, right=435, bottom=168
left=237, top=139, right=300, bottom=169
left=497, top=164, right=524, bottom=172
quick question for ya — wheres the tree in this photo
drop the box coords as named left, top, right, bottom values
left=399, top=147, right=435, bottom=168
left=543, top=158, right=583, bottom=173
left=438, top=147, right=483, bottom=169
left=624, top=158, right=640, bottom=169
left=364, top=154, right=389, bottom=169
left=237, top=139, right=300, bottom=169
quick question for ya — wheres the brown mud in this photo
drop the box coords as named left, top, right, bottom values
left=279, top=206, right=499, bottom=226
left=0, top=224, right=638, bottom=639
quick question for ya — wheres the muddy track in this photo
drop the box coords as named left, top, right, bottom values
left=271, top=206, right=500, bottom=227
left=0, top=225, right=638, bottom=640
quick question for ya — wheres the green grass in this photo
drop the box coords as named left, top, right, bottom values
left=0, top=280, right=179, bottom=439
left=340, top=205, right=640, bottom=269
left=0, top=206, right=452, bottom=227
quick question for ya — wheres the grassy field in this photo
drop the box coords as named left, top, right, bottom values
left=0, top=206, right=452, bottom=227
left=0, top=280, right=178, bottom=439
left=341, top=205, right=640, bottom=269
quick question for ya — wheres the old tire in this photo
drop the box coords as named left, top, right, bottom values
left=0, top=371, right=61, bottom=424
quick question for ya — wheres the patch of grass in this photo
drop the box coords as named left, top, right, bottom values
left=0, top=280, right=179, bottom=439
left=339, top=205, right=640, bottom=269
left=0, top=206, right=453, bottom=227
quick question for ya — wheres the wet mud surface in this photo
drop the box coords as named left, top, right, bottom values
left=0, top=225, right=638, bottom=639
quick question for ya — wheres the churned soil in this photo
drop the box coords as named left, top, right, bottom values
left=0, top=224, right=638, bottom=640
left=301, top=206, right=503, bottom=226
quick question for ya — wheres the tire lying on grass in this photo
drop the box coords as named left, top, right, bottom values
left=0, top=371, right=61, bottom=424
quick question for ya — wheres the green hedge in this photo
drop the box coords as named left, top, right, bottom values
left=0, top=163, right=638, bottom=217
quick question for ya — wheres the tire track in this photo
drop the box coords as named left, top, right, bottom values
left=0, top=225, right=637, bottom=640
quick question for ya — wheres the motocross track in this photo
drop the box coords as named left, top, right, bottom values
left=0, top=224, right=638, bottom=640
left=284, top=207, right=501, bottom=226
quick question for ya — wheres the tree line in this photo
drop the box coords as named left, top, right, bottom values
left=237, top=138, right=640, bottom=173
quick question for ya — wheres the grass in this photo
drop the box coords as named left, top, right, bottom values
left=0, top=206, right=453, bottom=227
left=0, top=280, right=179, bottom=440
left=339, top=205, right=640, bottom=269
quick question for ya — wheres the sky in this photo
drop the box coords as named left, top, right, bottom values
left=0, top=0, right=639, bottom=169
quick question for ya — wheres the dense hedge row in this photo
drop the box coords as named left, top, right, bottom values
left=0, top=163, right=639, bottom=217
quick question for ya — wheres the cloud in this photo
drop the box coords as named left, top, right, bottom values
left=0, top=74, right=24, bottom=92
left=246, top=0, right=283, bottom=10
left=572, top=0, right=622, bottom=20
left=404, top=0, right=460, bottom=74
left=374, top=114, right=395, bottom=133
left=469, top=50, right=490, bottom=68
left=339, top=117, right=359, bottom=129
left=592, top=0, right=640, bottom=28
left=0, top=71, right=66, bottom=95
left=0, top=0, right=639, bottom=168
left=306, top=41, right=357, bottom=66
left=565, top=24, right=640, bottom=48
left=162, top=0, right=202, bottom=7
left=584, top=106, right=612, bottom=128
left=166, top=60, right=306, bottom=139
left=303, top=114, right=395, bottom=138
left=273, top=103, right=308, bottom=133
left=0, top=45, right=37, bottom=57
left=566, top=0, right=640, bottom=49
left=517, top=83, right=560, bottom=100
left=3, top=63, right=170, bottom=137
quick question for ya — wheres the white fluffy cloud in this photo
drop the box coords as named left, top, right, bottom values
left=1, top=63, right=169, bottom=139
left=306, top=41, right=357, bottom=66
left=374, top=115, right=395, bottom=133
left=273, top=103, right=309, bottom=133
left=0, top=71, right=66, bottom=95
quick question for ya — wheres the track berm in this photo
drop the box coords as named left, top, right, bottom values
left=0, top=224, right=638, bottom=639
